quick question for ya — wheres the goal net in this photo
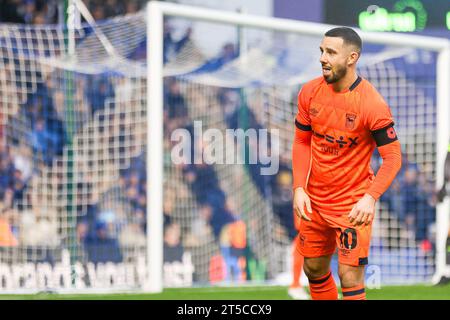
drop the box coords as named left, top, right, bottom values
left=0, top=2, right=448, bottom=292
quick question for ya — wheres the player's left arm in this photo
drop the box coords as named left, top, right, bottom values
left=349, top=99, right=402, bottom=226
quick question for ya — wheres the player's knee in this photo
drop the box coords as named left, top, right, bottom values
left=303, top=258, right=329, bottom=280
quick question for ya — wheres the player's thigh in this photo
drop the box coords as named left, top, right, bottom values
left=324, top=214, right=373, bottom=268
left=297, top=209, right=335, bottom=278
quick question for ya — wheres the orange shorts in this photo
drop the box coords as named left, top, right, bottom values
left=296, top=208, right=372, bottom=267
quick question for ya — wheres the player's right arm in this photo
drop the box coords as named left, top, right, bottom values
left=292, top=87, right=313, bottom=221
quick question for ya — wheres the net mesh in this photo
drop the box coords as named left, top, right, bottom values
left=0, top=10, right=439, bottom=290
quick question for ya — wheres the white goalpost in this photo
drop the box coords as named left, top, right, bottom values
left=146, top=1, right=164, bottom=293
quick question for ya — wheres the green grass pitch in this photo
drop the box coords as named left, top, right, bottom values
left=0, top=283, right=449, bottom=300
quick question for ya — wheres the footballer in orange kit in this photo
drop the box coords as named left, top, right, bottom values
left=292, top=27, right=402, bottom=300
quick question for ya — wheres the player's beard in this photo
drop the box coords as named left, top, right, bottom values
left=323, top=64, right=347, bottom=84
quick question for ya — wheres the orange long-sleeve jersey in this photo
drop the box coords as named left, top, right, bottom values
left=292, top=76, right=401, bottom=216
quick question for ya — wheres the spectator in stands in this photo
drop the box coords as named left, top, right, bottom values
left=97, top=207, right=118, bottom=235
left=12, top=143, right=33, bottom=182
left=270, top=157, right=297, bottom=239
left=187, top=204, right=214, bottom=247
left=219, top=198, right=246, bottom=282
left=0, top=0, right=25, bottom=23
left=92, top=5, right=105, bottom=21
left=0, top=0, right=58, bottom=24
left=128, top=18, right=192, bottom=62
left=10, top=168, right=26, bottom=207
left=77, top=220, right=89, bottom=244
left=209, top=199, right=235, bottom=242
left=0, top=113, right=3, bottom=147
left=382, top=160, right=436, bottom=249
left=217, top=88, right=272, bottom=198
left=163, top=20, right=192, bottom=64
left=19, top=75, right=66, bottom=166
left=0, top=146, right=14, bottom=200
left=382, top=178, right=404, bottom=223
left=0, top=206, right=18, bottom=247
left=193, top=42, right=238, bottom=73
left=218, top=89, right=240, bottom=125
left=84, top=220, right=123, bottom=264
left=403, top=165, right=421, bottom=230
left=31, top=11, right=46, bottom=25
left=23, top=0, right=37, bottom=24
left=85, top=0, right=144, bottom=18
left=103, top=0, right=125, bottom=17
left=19, top=205, right=59, bottom=246
left=29, top=117, right=53, bottom=165
left=0, top=145, right=27, bottom=210
left=75, top=181, right=100, bottom=250
left=125, top=0, right=139, bottom=14
left=414, top=172, right=436, bottom=246
left=164, top=78, right=189, bottom=133
left=117, top=152, right=148, bottom=233
left=125, top=170, right=141, bottom=208
left=1, top=189, right=14, bottom=211
left=46, top=111, right=66, bottom=158
left=183, top=161, right=225, bottom=207
left=163, top=187, right=175, bottom=228
left=0, top=0, right=150, bottom=25
left=85, top=74, right=115, bottom=115
left=163, top=222, right=184, bottom=263
left=119, top=222, right=146, bottom=248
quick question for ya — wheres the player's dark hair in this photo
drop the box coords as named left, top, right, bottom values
left=324, top=27, right=362, bottom=52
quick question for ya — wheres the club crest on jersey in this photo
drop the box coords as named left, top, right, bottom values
left=345, top=113, right=357, bottom=129
left=310, top=107, right=319, bottom=117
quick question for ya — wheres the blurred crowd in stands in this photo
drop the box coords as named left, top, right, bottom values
left=0, top=0, right=59, bottom=24
left=0, top=1, right=438, bottom=283
left=0, top=0, right=146, bottom=24
left=376, top=153, right=436, bottom=252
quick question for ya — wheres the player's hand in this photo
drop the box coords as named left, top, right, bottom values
left=293, top=187, right=312, bottom=221
left=348, top=193, right=376, bottom=226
